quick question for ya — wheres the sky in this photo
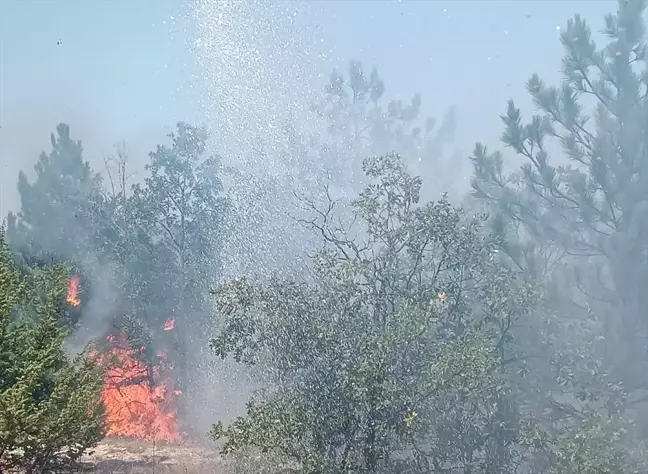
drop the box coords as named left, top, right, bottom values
left=0, top=0, right=617, bottom=216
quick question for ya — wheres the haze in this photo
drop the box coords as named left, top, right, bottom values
left=4, top=0, right=648, bottom=473
left=1, top=0, right=614, bottom=214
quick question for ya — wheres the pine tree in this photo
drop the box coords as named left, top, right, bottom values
left=0, top=228, right=105, bottom=473
left=312, top=60, right=460, bottom=195
left=6, top=123, right=109, bottom=263
left=5, top=124, right=116, bottom=331
left=471, top=0, right=648, bottom=470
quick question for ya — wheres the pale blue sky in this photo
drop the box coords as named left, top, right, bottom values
left=0, top=0, right=616, bottom=213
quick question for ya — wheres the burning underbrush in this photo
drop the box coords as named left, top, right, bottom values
left=61, top=277, right=237, bottom=473
left=89, top=332, right=182, bottom=443
left=69, top=275, right=183, bottom=443
left=80, top=332, right=229, bottom=473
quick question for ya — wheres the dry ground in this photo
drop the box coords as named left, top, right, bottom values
left=79, top=438, right=225, bottom=474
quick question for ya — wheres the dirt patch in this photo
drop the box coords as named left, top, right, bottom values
left=79, top=438, right=224, bottom=473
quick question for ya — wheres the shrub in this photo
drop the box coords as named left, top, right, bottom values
left=0, top=228, right=105, bottom=473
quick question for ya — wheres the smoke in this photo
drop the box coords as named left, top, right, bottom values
left=64, top=258, right=122, bottom=357
left=2, top=0, right=462, bottom=441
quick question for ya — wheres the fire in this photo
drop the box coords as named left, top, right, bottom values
left=67, top=275, right=81, bottom=306
left=163, top=318, right=175, bottom=331
left=97, top=333, right=180, bottom=442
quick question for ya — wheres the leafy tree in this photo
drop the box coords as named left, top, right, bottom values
left=470, top=0, right=648, bottom=470
left=0, top=228, right=105, bottom=473
left=122, top=122, right=227, bottom=390
left=211, top=153, right=533, bottom=473
left=225, top=61, right=463, bottom=281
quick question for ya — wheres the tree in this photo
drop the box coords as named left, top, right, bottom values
left=0, top=228, right=105, bottom=473
left=470, top=0, right=648, bottom=470
left=124, top=122, right=227, bottom=391
left=312, top=60, right=460, bottom=195
left=6, top=123, right=111, bottom=265
left=5, top=124, right=118, bottom=331
left=219, top=60, right=462, bottom=282
left=211, top=153, right=534, bottom=473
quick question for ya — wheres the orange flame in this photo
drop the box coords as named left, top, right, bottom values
left=67, top=275, right=81, bottom=306
left=163, top=318, right=175, bottom=331
left=97, top=334, right=180, bottom=442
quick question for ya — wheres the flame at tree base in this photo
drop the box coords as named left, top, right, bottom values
left=92, top=334, right=181, bottom=443
left=67, top=275, right=81, bottom=306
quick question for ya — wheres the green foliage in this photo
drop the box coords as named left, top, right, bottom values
left=6, top=123, right=109, bottom=264
left=4, top=120, right=227, bottom=438
left=129, top=122, right=226, bottom=310
left=551, top=414, right=641, bottom=474
left=105, top=123, right=226, bottom=323
left=6, top=124, right=114, bottom=331
left=470, top=0, right=648, bottom=471
left=521, top=412, right=646, bottom=474
left=118, top=122, right=227, bottom=389
left=0, top=229, right=105, bottom=473
left=211, top=153, right=534, bottom=473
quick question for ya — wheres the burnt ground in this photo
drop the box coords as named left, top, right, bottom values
left=79, top=438, right=225, bottom=473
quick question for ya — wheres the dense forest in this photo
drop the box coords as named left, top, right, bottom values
left=2, top=1, right=648, bottom=473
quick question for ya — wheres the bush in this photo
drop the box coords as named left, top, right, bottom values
left=0, top=228, right=105, bottom=473
left=211, top=153, right=535, bottom=473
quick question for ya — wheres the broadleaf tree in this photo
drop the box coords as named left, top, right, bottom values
left=126, top=122, right=228, bottom=391
left=210, top=153, right=535, bottom=473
